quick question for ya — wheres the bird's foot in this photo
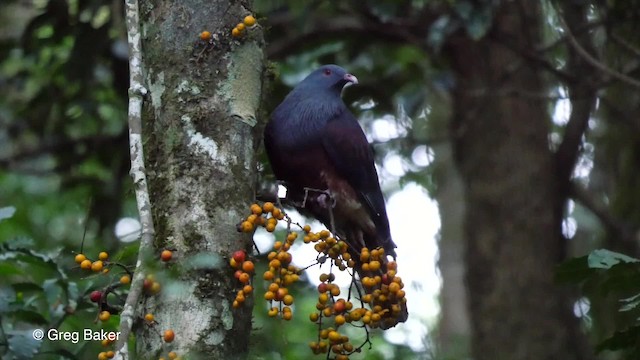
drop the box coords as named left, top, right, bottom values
left=302, top=187, right=336, bottom=209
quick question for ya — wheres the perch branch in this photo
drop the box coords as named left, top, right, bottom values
left=114, top=0, right=154, bottom=359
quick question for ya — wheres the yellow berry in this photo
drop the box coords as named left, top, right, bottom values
left=328, top=331, right=341, bottom=342
left=168, top=352, right=178, bottom=360
left=80, top=259, right=92, bottom=270
left=264, top=291, right=275, bottom=301
left=310, top=312, right=319, bottom=322
left=268, top=307, right=278, bottom=317
left=283, top=294, right=294, bottom=305
left=335, top=314, right=346, bottom=326
left=282, top=311, right=293, bottom=320
left=91, top=261, right=104, bottom=272
left=144, top=313, right=154, bottom=322
left=98, top=352, right=108, bottom=360
left=98, top=252, right=109, bottom=261
left=232, top=27, right=241, bottom=37
left=99, top=311, right=110, bottom=321
left=236, top=23, right=246, bottom=32
left=74, top=254, right=86, bottom=264
left=243, top=15, right=256, bottom=26
left=120, top=275, right=131, bottom=285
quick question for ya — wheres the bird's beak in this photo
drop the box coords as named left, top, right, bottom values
left=343, top=73, right=358, bottom=85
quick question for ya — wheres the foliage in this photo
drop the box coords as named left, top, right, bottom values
left=557, top=249, right=640, bottom=359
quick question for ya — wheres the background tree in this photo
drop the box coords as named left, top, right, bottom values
left=2, top=0, right=640, bottom=359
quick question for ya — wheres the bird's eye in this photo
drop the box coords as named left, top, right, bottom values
left=323, top=68, right=332, bottom=76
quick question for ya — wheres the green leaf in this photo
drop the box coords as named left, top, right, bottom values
left=596, top=325, right=640, bottom=353
left=619, top=293, right=640, bottom=312
left=588, top=249, right=640, bottom=269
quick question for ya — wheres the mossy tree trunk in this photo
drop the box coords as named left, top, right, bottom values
left=135, top=1, right=265, bottom=358
left=445, top=2, right=592, bottom=359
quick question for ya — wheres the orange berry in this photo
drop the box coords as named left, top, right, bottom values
left=241, top=221, right=253, bottom=233
left=99, top=311, right=110, bottom=321
left=168, top=352, right=178, bottom=360
left=98, top=252, right=109, bottom=261
left=283, top=311, right=293, bottom=320
left=232, top=27, right=241, bottom=37
left=80, top=259, right=92, bottom=270
left=144, top=313, right=154, bottom=322
left=91, top=261, right=104, bottom=272
left=98, top=352, right=108, bottom=360
left=272, top=208, right=284, bottom=220
left=238, top=272, right=250, bottom=283
left=236, top=23, right=246, bottom=32
left=161, top=250, right=173, bottom=262
left=268, top=307, right=278, bottom=317
left=243, top=15, right=256, bottom=26
left=335, top=314, right=346, bottom=326
left=263, top=202, right=274, bottom=212
left=250, top=203, right=262, bottom=215
left=232, top=300, right=240, bottom=308
left=200, top=31, right=211, bottom=40
left=163, top=329, right=175, bottom=342
left=74, top=253, right=86, bottom=264
left=243, top=285, right=253, bottom=294
left=268, top=283, right=279, bottom=292
left=242, top=261, right=255, bottom=273
left=310, top=312, right=319, bottom=322
left=263, top=271, right=274, bottom=281
left=106, top=351, right=115, bottom=358
left=303, top=225, right=311, bottom=233
left=120, top=275, right=131, bottom=285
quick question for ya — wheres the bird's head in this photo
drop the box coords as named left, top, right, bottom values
left=298, top=65, right=358, bottom=95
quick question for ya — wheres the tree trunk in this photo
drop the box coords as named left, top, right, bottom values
left=445, top=2, right=591, bottom=359
left=430, top=90, right=471, bottom=356
left=136, top=1, right=265, bottom=358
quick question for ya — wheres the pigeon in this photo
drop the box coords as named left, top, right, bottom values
left=264, top=65, right=407, bottom=327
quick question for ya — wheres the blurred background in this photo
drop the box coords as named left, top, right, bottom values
left=2, top=0, right=640, bottom=359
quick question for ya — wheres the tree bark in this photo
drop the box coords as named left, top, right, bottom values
left=135, top=1, right=265, bottom=358
left=445, top=2, right=591, bottom=359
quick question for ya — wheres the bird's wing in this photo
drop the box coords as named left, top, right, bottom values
left=321, top=110, right=391, bottom=242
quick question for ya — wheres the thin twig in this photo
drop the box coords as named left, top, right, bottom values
left=557, top=13, right=640, bottom=89
left=114, top=0, right=155, bottom=359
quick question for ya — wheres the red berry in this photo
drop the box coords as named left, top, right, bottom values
left=90, top=290, right=102, bottom=303
left=232, top=250, right=246, bottom=264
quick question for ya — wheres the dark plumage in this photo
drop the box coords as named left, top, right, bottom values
left=265, top=65, right=395, bottom=257
left=264, top=65, right=407, bottom=327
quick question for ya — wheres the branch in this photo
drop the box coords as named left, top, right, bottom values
left=114, top=0, right=154, bottom=359
left=554, top=5, right=597, bottom=188
left=569, top=182, right=636, bottom=244
left=557, top=14, right=640, bottom=89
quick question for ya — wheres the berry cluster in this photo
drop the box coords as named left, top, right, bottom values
left=234, top=202, right=408, bottom=359
left=229, top=250, right=256, bottom=307
left=232, top=15, right=257, bottom=38
left=73, top=248, right=177, bottom=359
